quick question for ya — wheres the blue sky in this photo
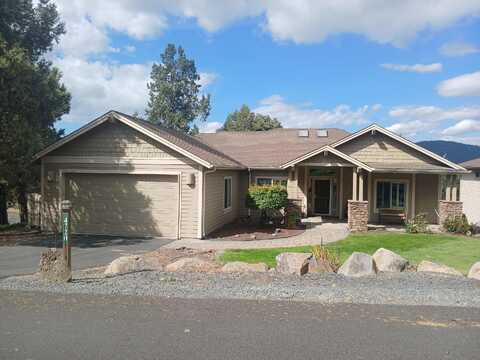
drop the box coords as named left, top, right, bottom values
left=51, top=1, right=480, bottom=144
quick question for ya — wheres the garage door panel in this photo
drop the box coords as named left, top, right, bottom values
left=66, top=173, right=178, bottom=237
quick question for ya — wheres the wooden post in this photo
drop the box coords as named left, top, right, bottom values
left=411, top=173, right=416, bottom=218
left=367, top=172, right=373, bottom=221
left=358, top=171, right=364, bottom=201
left=445, top=175, right=452, bottom=201
left=304, top=166, right=308, bottom=216
left=352, top=167, right=358, bottom=201
left=339, top=167, right=344, bottom=219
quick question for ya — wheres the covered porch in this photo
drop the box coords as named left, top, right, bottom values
left=284, top=147, right=462, bottom=231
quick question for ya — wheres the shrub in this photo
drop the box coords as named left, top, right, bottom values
left=245, top=185, right=288, bottom=224
left=405, top=213, right=429, bottom=233
left=311, top=245, right=341, bottom=272
left=443, top=214, right=473, bottom=235
left=286, top=209, right=300, bottom=229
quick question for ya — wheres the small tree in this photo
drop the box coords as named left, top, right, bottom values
left=245, top=185, right=288, bottom=225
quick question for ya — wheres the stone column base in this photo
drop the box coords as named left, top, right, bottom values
left=438, top=200, right=463, bottom=226
left=348, top=200, right=369, bottom=232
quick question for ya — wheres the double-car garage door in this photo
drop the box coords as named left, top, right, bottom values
left=65, top=173, right=179, bottom=238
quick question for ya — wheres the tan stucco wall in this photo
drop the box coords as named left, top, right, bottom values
left=204, top=170, right=241, bottom=235
left=41, top=121, right=201, bottom=239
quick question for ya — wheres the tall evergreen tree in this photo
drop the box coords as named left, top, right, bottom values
left=223, top=105, right=282, bottom=131
left=0, top=0, right=70, bottom=225
left=146, top=44, right=210, bottom=134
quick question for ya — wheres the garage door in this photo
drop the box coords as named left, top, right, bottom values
left=65, top=173, right=179, bottom=238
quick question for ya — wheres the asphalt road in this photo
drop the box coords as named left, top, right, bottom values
left=0, top=235, right=173, bottom=278
left=1, top=290, right=479, bottom=360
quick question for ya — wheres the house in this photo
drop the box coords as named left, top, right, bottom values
left=460, top=158, right=480, bottom=226
left=34, top=110, right=467, bottom=239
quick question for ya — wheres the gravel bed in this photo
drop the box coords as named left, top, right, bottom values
left=1, top=270, right=480, bottom=308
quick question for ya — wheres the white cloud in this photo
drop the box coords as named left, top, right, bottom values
left=254, top=95, right=380, bottom=128
left=198, top=121, right=222, bottom=133
left=439, top=41, right=480, bottom=57
left=441, top=119, right=480, bottom=136
left=53, top=57, right=151, bottom=125
left=381, top=63, right=442, bottom=73
left=125, top=45, right=136, bottom=53
left=387, top=105, right=480, bottom=137
left=437, top=71, right=480, bottom=97
left=198, top=72, right=218, bottom=88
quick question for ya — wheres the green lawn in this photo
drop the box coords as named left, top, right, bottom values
left=220, top=232, right=480, bottom=274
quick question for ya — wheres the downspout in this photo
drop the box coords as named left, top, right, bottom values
left=202, top=167, right=217, bottom=238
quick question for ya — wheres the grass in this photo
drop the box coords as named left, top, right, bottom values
left=220, top=232, right=480, bottom=274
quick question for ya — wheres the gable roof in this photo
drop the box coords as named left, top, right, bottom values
left=33, top=111, right=244, bottom=169
left=461, top=157, right=480, bottom=169
left=280, top=145, right=373, bottom=171
left=330, top=124, right=467, bottom=172
left=196, top=128, right=349, bottom=168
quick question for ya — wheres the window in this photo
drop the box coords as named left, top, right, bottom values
left=224, top=177, right=232, bottom=210
left=256, top=177, right=288, bottom=187
left=376, top=181, right=406, bottom=209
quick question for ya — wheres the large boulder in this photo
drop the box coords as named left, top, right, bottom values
left=39, top=249, right=71, bottom=282
left=372, top=248, right=409, bottom=272
left=104, top=255, right=163, bottom=275
left=165, top=257, right=216, bottom=273
left=417, top=261, right=463, bottom=277
left=221, top=261, right=269, bottom=273
left=308, top=257, right=336, bottom=273
left=467, top=262, right=480, bottom=281
left=275, top=252, right=312, bottom=275
left=338, top=252, right=377, bottom=277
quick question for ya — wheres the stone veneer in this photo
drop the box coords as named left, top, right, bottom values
left=438, top=200, right=463, bottom=226
left=348, top=200, right=369, bottom=232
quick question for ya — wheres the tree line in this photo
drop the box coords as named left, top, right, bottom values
left=0, top=1, right=281, bottom=226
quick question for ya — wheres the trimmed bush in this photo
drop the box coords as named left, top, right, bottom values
left=246, top=185, right=288, bottom=224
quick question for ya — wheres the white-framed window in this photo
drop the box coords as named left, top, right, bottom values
left=375, top=180, right=407, bottom=210
left=255, top=177, right=288, bottom=187
left=224, top=176, right=232, bottom=211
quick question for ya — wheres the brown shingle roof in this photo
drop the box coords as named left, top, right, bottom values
left=196, top=128, right=350, bottom=168
left=116, top=112, right=245, bottom=169
left=461, top=157, right=480, bottom=169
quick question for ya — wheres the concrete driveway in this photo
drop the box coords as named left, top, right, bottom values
left=0, top=234, right=174, bottom=278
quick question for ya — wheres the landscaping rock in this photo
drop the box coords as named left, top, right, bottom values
left=308, top=257, right=336, bottom=273
left=372, top=248, right=408, bottom=272
left=275, top=252, right=312, bottom=275
left=39, top=249, right=71, bottom=283
left=467, top=262, right=480, bottom=281
left=165, top=257, right=216, bottom=273
left=221, top=261, right=268, bottom=273
left=104, top=255, right=163, bottom=275
left=338, top=252, right=377, bottom=277
left=417, top=261, right=463, bottom=277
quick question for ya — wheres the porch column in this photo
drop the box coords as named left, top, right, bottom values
left=411, top=174, right=416, bottom=218
left=358, top=171, right=364, bottom=201
left=352, top=167, right=358, bottom=201
left=451, top=175, right=458, bottom=201
left=367, top=172, right=373, bottom=221
left=339, top=167, right=344, bottom=219
left=303, top=166, right=308, bottom=216
left=445, top=175, right=452, bottom=201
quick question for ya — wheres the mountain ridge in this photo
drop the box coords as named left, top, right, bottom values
left=417, top=140, right=480, bottom=164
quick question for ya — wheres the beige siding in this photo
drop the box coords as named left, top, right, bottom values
left=415, top=174, right=440, bottom=224
left=204, top=170, right=241, bottom=235
left=337, top=132, right=447, bottom=167
left=51, top=121, right=193, bottom=162
left=41, top=121, right=201, bottom=238
left=301, top=152, right=352, bottom=166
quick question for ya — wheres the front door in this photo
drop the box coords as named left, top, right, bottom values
left=314, top=179, right=331, bottom=214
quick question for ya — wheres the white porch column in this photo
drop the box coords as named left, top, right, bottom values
left=445, top=175, right=452, bottom=201
left=352, top=167, right=358, bottom=201
left=411, top=173, right=416, bottom=218
left=367, top=172, right=373, bottom=220
left=303, top=166, right=308, bottom=216
left=339, top=167, right=344, bottom=219
left=358, top=171, right=364, bottom=201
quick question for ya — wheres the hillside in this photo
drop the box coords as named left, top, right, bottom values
left=417, top=140, right=480, bottom=164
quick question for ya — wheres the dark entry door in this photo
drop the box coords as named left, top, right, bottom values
left=314, top=179, right=330, bottom=214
